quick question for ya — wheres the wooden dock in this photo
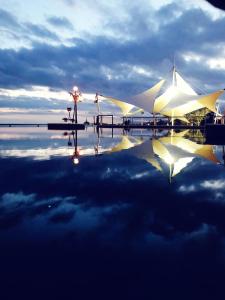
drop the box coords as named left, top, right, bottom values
left=0, top=123, right=47, bottom=127
left=47, top=123, right=85, bottom=130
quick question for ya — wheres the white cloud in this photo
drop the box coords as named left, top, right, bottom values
left=0, top=86, right=96, bottom=102
left=208, top=57, right=225, bottom=70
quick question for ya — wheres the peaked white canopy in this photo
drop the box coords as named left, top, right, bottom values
left=100, top=66, right=224, bottom=121
left=103, top=79, right=165, bottom=115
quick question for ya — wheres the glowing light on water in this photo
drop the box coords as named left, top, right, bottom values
left=73, top=157, right=79, bottom=164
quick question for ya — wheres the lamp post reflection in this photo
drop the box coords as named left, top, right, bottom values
left=94, top=92, right=101, bottom=116
left=64, top=128, right=104, bottom=165
left=94, top=129, right=101, bottom=156
left=71, top=130, right=79, bottom=164
left=64, top=131, right=80, bottom=165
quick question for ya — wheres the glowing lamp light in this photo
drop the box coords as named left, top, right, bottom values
left=73, top=157, right=79, bottom=165
left=73, top=86, right=79, bottom=92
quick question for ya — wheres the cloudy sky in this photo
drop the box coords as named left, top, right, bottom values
left=1, top=0, right=225, bottom=119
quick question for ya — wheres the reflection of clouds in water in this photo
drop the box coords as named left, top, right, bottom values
left=1, top=147, right=225, bottom=299
left=0, top=148, right=73, bottom=160
left=1, top=128, right=225, bottom=240
left=130, top=171, right=150, bottom=179
left=1, top=192, right=36, bottom=208
left=178, top=184, right=196, bottom=193
left=1, top=128, right=221, bottom=179
left=0, top=147, right=113, bottom=160
left=178, top=177, right=225, bottom=202
left=0, top=161, right=225, bottom=240
left=0, top=192, right=76, bottom=220
left=0, top=191, right=130, bottom=236
left=201, top=179, right=225, bottom=190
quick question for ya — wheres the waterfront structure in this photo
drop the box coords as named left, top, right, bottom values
left=100, top=67, right=224, bottom=124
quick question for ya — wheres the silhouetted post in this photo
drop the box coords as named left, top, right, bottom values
left=153, top=113, right=156, bottom=126
left=96, top=115, right=99, bottom=126
left=95, top=93, right=101, bottom=115
left=67, top=107, right=72, bottom=121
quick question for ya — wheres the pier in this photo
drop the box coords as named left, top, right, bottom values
left=0, top=123, right=47, bottom=127
left=47, top=123, right=85, bottom=130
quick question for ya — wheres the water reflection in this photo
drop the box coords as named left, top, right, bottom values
left=1, top=126, right=225, bottom=299
left=0, top=126, right=223, bottom=181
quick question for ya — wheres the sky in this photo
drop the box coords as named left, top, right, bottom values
left=1, top=0, right=225, bottom=120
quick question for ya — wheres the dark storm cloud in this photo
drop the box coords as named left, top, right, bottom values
left=0, top=8, right=19, bottom=28
left=0, top=95, right=68, bottom=109
left=1, top=4, right=225, bottom=99
left=47, top=16, right=74, bottom=30
left=0, top=8, right=59, bottom=44
left=25, top=23, right=60, bottom=41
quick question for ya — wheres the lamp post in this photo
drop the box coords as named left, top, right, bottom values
left=69, top=86, right=81, bottom=124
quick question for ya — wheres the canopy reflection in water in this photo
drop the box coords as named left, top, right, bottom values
left=125, top=130, right=220, bottom=180
left=0, top=127, right=223, bottom=181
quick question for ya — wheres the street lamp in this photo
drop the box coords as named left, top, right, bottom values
left=69, top=86, right=82, bottom=124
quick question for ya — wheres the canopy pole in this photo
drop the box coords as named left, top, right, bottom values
left=153, top=113, right=156, bottom=126
left=169, top=164, right=173, bottom=184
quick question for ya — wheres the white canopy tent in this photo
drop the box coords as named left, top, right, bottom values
left=99, top=67, right=224, bottom=122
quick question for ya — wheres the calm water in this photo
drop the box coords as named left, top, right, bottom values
left=1, top=126, right=225, bottom=299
